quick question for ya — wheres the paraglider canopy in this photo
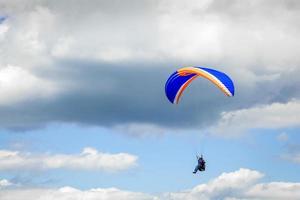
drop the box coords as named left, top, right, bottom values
left=165, top=67, right=234, bottom=104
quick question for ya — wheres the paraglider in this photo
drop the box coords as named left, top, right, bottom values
left=165, top=66, right=234, bottom=174
left=165, top=67, right=235, bottom=104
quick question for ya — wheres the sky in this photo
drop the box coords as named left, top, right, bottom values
left=0, top=0, right=299, bottom=199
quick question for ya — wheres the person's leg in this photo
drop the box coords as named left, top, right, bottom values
left=193, top=165, right=199, bottom=173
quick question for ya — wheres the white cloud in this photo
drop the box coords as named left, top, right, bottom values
left=0, top=23, right=9, bottom=40
left=2, top=0, right=300, bottom=70
left=163, top=168, right=300, bottom=200
left=277, top=132, right=289, bottom=142
left=114, top=123, right=168, bottom=137
left=0, top=65, right=60, bottom=105
left=163, top=168, right=263, bottom=200
left=0, top=187, right=156, bottom=200
left=157, top=0, right=300, bottom=78
left=282, top=153, right=300, bottom=164
left=0, top=147, right=138, bottom=172
left=1, top=168, right=300, bottom=200
left=1, top=6, right=56, bottom=67
left=245, top=182, right=300, bottom=200
left=0, top=179, right=13, bottom=188
left=211, top=100, right=300, bottom=136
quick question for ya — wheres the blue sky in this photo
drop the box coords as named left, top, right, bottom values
left=0, top=0, right=300, bottom=199
left=0, top=123, right=299, bottom=194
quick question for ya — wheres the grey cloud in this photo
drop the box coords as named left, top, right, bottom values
left=0, top=60, right=298, bottom=132
left=0, top=61, right=223, bottom=130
